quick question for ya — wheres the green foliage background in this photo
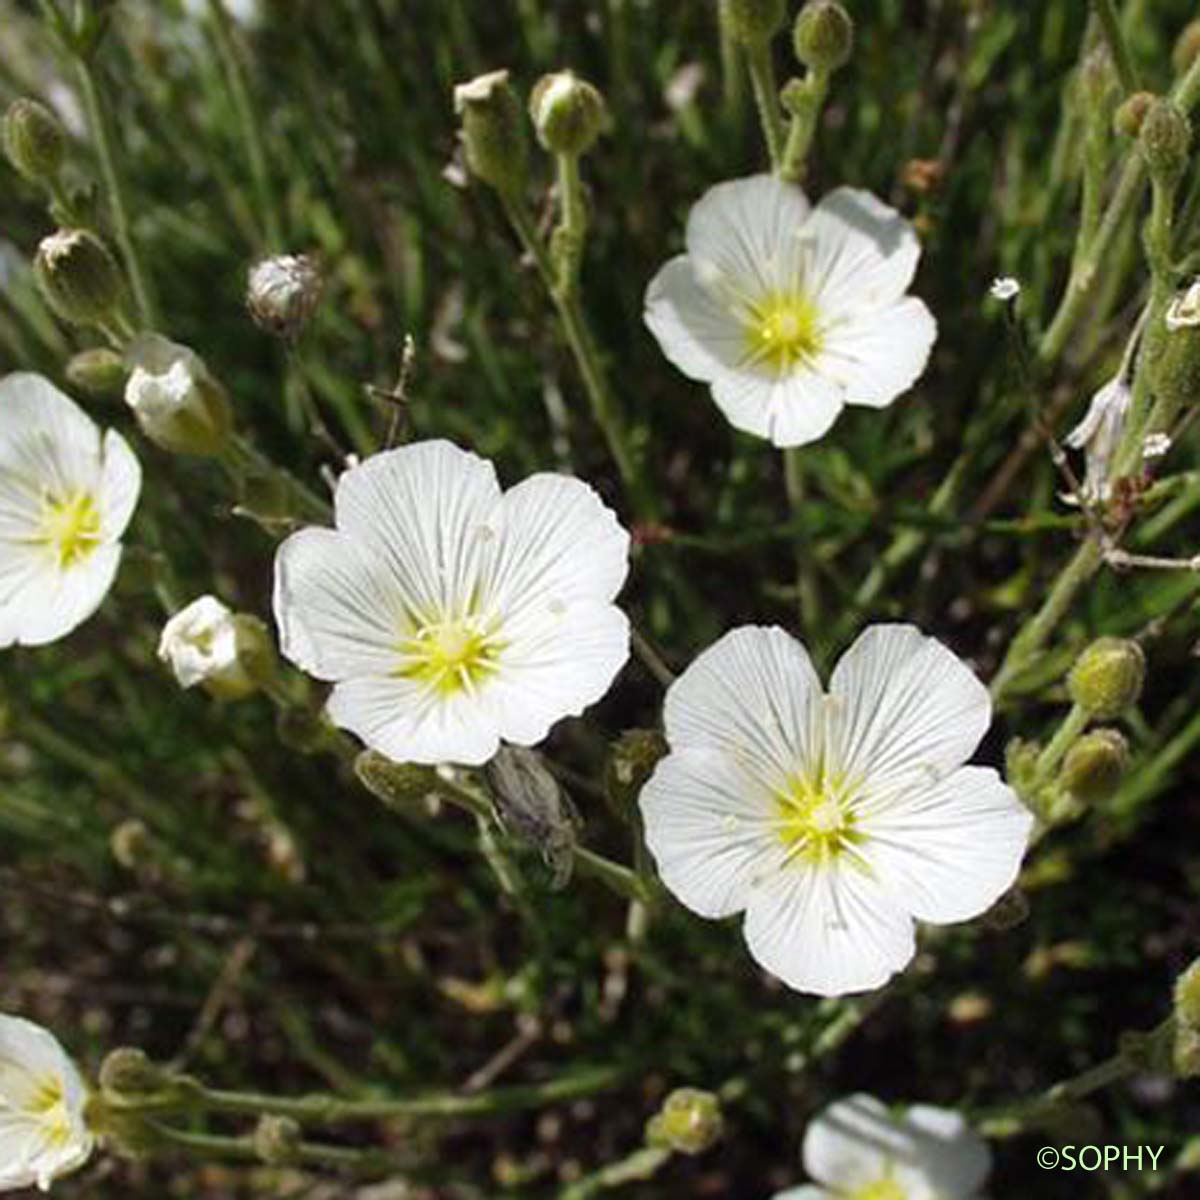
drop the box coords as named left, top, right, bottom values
left=2, top=0, right=1200, bottom=1195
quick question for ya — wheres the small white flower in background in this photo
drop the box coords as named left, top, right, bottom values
left=0, top=1013, right=94, bottom=1191
left=273, top=440, right=630, bottom=766
left=246, top=254, right=323, bottom=339
left=124, top=334, right=233, bottom=457
left=1144, top=431, right=1172, bottom=460
left=159, top=595, right=274, bottom=701
left=1165, top=279, right=1200, bottom=330
left=773, top=1093, right=990, bottom=1200
left=0, top=373, right=140, bottom=648
left=988, top=275, right=1021, bottom=302
left=640, top=624, right=1032, bottom=996
left=643, top=175, right=936, bottom=448
left=1065, top=374, right=1132, bottom=503
left=183, top=0, right=261, bottom=26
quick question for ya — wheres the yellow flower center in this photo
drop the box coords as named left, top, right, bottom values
left=746, top=291, right=823, bottom=374
left=39, top=492, right=101, bottom=568
left=398, top=616, right=505, bottom=696
left=28, top=1076, right=72, bottom=1147
left=776, top=768, right=863, bottom=863
left=850, top=1182, right=908, bottom=1200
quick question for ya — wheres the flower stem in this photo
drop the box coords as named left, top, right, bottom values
left=1033, top=703, right=1089, bottom=783
left=779, top=71, right=829, bottom=183
left=553, top=153, right=587, bottom=296
left=783, top=447, right=820, bottom=631
left=744, top=38, right=786, bottom=171
left=560, top=1146, right=672, bottom=1199
left=150, top=1121, right=395, bottom=1173
left=1092, top=0, right=1139, bottom=94
left=717, top=0, right=746, bottom=128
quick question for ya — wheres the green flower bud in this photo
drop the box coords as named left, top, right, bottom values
left=99, top=1047, right=167, bottom=1097
left=109, top=818, right=151, bottom=870
left=355, top=749, right=440, bottom=811
left=1114, top=91, right=1155, bottom=139
left=1175, top=1023, right=1200, bottom=1079
left=726, top=0, right=787, bottom=44
left=605, top=728, right=668, bottom=816
left=253, top=1115, right=302, bottom=1166
left=275, top=705, right=330, bottom=754
left=529, top=71, right=609, bottom=156
left=1175, top=958, right=1200, bottom=1030
left=1174, top=21, right=1200, bottom=75
left=34, top=228, right=123, bottom=328
left=1139, top=98, right=1192, bottom=187
left=246, top=253, right=323, bottom=340
left=453, top=70, right=528, bottom=196
left=1067, top=637, right=1145, bottom=718
left=645, top=1088, right=723, bottom=1156
left=66, top=347, right=127, bottom=397
left=1058, top=728, right=1130, bottom=804
left=792, top=1, right=854, bottom=74
left=3, top=98, right=66, bottom=184
left=124, top=333, right=233, bottom=457
left=1153, top=280, right=1200, bottom=414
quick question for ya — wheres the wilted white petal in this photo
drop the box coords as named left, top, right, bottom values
left=1065, top=375, right=1131, bottom=503
left=989, top=276, right=1020, bottom=301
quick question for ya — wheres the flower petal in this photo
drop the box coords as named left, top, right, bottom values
left=816, top=297, right=937, bottom=409
left=771, top=1189, right=830, bottom=1199
left=827, top=624, right=991, bottom=790
left=743, top=856, right=915, bottom=996
left=0, top=373, right=102, bottom=498
left=711, top=366, right=844, bottom=448
left=641, top=746, right=780, bottom=919
left=0, top=544, right=120, bottom=648
left=803, top=1094, right=901, bottom=1191
left=273, top=527, right=409, bottom=681
left=663, top=625, right=824, bottom=790
left=99, top=428, right=142, bottom=541
left=802, top=188, right=922, bottom=318
left=893, top=1104, right=991, bottom=1198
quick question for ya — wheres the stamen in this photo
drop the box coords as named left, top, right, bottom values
left=38, top=492, right=101, bottom=568
left=397, top=614, right=506, bottom=696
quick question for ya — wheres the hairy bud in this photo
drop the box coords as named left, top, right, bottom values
left=99, top=1048, right=167, bottom=1097
left=1058, top=728, right=1130, bottom=804
left=645, top=1088, right=724, bottom=1156
left=1114, top=91, right=1155, bottom=139
left=530, top=71, right=608, bottom=156
left=253, top=1116, right=302, bottom=1165
left=792, top=1, right=854, bottom=74
left=34, top=229, right=122, bottom=328
left=246, top=253, right=323, bottom=339
left=1067, top=637, right=1145, bottom=719
left=1139, top=98, right=1192, bottom=186
left=726, top=0, right=786, bottom=44
left=1175, top=958, right=1200, bottom=1031
left=355, top=749, right=439, bottom=810
left=3, top=98, right=65, bottom=184
left=454, top=70, right=528, bottom=196
left=110, top=818, right=151, bottom=870
left=66, top=347, right=126, bottom=397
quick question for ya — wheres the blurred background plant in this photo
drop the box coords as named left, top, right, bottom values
left=2, top=0, right=1200, bottom=1195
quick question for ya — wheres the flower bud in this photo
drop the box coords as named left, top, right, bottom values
left=1154, top=280, right=1200, bottom=414
left=529, top=71, right=608, bottom=156
left=110, top=818, right=151, bottom=870
left=66, top=347, right=126, bottom=397
left=726, top=0, right=787, bottom=44
left=453, top=70, right=528, bottom=196
left=99, top=1047, right=167, bottom=1097
left=355, top=749, right=439, bottom=810
left=645, top=1088, right=723, bottom=1156
left=1114, top=91, right=1154, bottom=139
left=246, top=253, right=322, bottom=339
left=1067, top=637, right=1145, bottom=718
left=1175, top=1023, right=1200, bottom=1079
left=605, top=728, right=668, bottom=816
left=276, top=705, right=329, bottom=754
left=1174, top=21, right=1200, bottom=75
left=253, top=1115, right=302, bottom=1166
left=1139, top=98, right=1192, bottom=187
left=34, top=228, right=122, bottom=328
left=124, top=333, right=233, bottom=456
left=1175, top=958, right=1200, bottom=1031
left=3, top=98, right=66, bottom=184
left=1058, top=728, right=1130, bottom=804
left=158, top=596, right=275, bottom=701
left=792, top=1, right=853, bottom=74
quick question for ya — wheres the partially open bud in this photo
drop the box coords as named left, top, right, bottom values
left=1139, top=98, right=1192, bottom=187
left=158, top=596, right=275, bottom=701
left=34, top=229, right=122, bottom=328
left=355, top=749, right=440, bottom=810
left=1067, top=637, right=1145, bottom=718
left=1175, top=958, right=1200, bottom=1031
left=1174, top=21, right=1200, bottom=75
left=1154, top=280, right=1200, bottom=414
left=253, top=1116, right=302, bottom=1166
left=726, top=0, right=786, bottom=43
left=66, top=347, right=126, bottom=398
left=792, top=1, right=854, bottom=74
left=454, top=70, right=528, bottom=196
left=99, top=1047, right=168, bottom=1098
left=529, top=71, right=608, bottom=156
left=1114, top=91, right=1155, bottom=139
left=1058, top=728, right=1130, bottom=804
left=605, top=728, right=668, bottom=817
left=124, top=333, right=233, bottom=456
left=645, top=1088, right=723, bottom=1156
left=246, top=253, right=322, bottom=340
left=3, top=98, right=66, bottom=184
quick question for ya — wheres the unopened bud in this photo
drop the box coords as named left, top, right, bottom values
left=1174, top=21, right=1200, bottom=75
left=3, top=98, right=65, bottom=184
left=529, top=71, right=608, bottom=156
left=606, top=728, right=668, bottom=816
left=110, top=818, right=151, bottom=870
left=275, top=705, right=329, bottom=754
left=1114, top=91, right=1155, bottom=139
left=1058, top=728, right=1130, bottom=804
left=66, top=347, right=126, bottom=397
left=158, top=596, right=274, bottom=700
left=1175, top=1023, right=1200, bottom=1079
left=1067, top=637, right=1145, bottom=718
left=645, top=1088, right=723, bottom=1156
left=792, top=1, right=853, bottom=74
left=34, top=229, right=122, bottom=328
left=1139, top=98, right=1192, bottom=186
left=355, top=749, right=439, bottom=810
left=253, top=1116, right=302, bottom=1166
left=124, top=333, right=233, bottom=456
left=246, top=253, right=322, bottom=340
left=726, top=0, right=786, bottom=43
left=99, top=1048, right=167, bottom=1097
left=453, top=70, right=528, bottom=196
left=1175, top=958, right=1200, bottom=1030
left=1154, top=280, right=1200, bottom=413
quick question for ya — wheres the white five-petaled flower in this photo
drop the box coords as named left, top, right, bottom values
left=644, top=175, right=937, bottom=448
left=988, top=275, right=1021, bottom=302
left=773, top=1093, right=991, bottom=1200
left=0, top=373, right=141, bottom=648
left=273, top=440, right=630, bottom=766
left=1065, top=374, right=1132, bottom=504
left=0, top=1014, right=94, bottom=1192
left=640, top=624, right=1033, bottom=996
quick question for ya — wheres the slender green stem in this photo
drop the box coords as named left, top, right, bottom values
left=554, top=153, right=587, bottom=295
left=1092, top=0, right=1139, bottom=94
left=783, top=447, right=819, bottom=631
left=223, top=433, right=332, bottom=525
left=148, top=1121, right=395, bottom=1172
left=744, top=38, right=786, bottom=171
left=561, top=1146, right=672, bottom=1199
left=1033, top=703, right=1089, bottom=783
left=206, top=0, right=284, bottom=249
left=779, top=72, right=829, bottom=183
left=73, top=57, right=157, bottom=327
left=717, top=0, right=746, bottom=128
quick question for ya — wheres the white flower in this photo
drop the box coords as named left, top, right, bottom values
left=1165, top=280, right=1200, bottom=330
left=273, top=440, right=630, bottom=766
left=988, top=275, right=1020, bottom=301
left=644, top=175, right=937, bottom=448
left=1065, top=374, right=1131, bottom=503
left=773, top=1093, right=990, bottom=1200
left=158, top=595, right=271, bottom=700
left=0, top=373, right=141, bottom=648
left=183, top=0, right=261, bottom=25
left=640, top=624, right=1033, bottom=996
left=0, top=1014, right=94, bottom=1191
left=1143, top=432, right=1171, bottom=459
